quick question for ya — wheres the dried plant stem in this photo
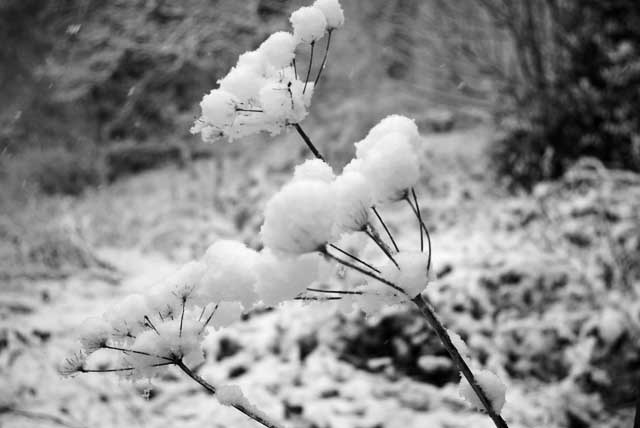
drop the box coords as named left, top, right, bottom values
left=405, top=192, right=432, bottom=271
left=322, top=247, right=405, bottom=295
left=303, top=41, right=315, bottom=93
left=364, top=226, right=399, bottom=268
left=409, top=188, right=424, bottom=252
left=175, top=360, right=286, bottom=428
left=199, top=303, right=219, bottom=335
left=236, top=108, right=264, bottom=113
left=371, top=206, right=399, bottom=252
left=293, top=123, right=325, bottom=161
left=313, top=29, right=332, bottom=87
left=411, top=294, right=509, bottom=428
left=324, top=242, right=509, bottom=428
left=306, top=287, right=364, bottom=295
left=80, top=362, right=172, bottom=373
left=103, top=345, right=173, bottom=361
left=328, top=243, right=381, bottom=273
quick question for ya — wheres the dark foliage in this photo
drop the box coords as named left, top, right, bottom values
left=482, top=0, right=640, bottom=190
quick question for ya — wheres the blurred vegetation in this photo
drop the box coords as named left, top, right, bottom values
left=457, top=0, right=640, bottom=190
left=1, top=0, right=639, bottom=194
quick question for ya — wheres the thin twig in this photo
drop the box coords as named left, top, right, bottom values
left=199, top=303, right=219, bottom=335
left=235, top=108, right=264, bottom=113
left=179, top=297, right=186, bottom=338
left=293, top=123, right=325, bottom=161
left=144, top=316, right=160, bottom=335
left=371, top=206, right=399, bottom=252
left=406, top=194, right=432, bottom=272
left=364, top=226, right=399, bottom=268
left=306, top=287, right=364, bottom=295
left=294, top=295, right=342, bottom=301
left=175, top=361, right=285, bottom=428
left=292, top=58, right=298, bottom=80
left=409, top=189, right=424, bottom=252
left=80, top=362, right=173, bottom=373
left=411, top=294, right=509, bottom=428
left=329, top=243, right=381, bottom=273
left=303, top=41, right=315, bottom=93
left=322, top=247, right=405, bottom=295
left=103, top=345, right=173, bottom=361
left=313, top=29, right=332, bottom=87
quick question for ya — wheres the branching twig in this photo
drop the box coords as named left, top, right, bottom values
left=322, top=246, right=405, bottom=295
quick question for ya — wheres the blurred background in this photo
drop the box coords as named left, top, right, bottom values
left=1, top=1, right=639, bottom=427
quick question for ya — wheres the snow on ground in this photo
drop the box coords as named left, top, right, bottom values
left=1, top=126, right=638, bottom=428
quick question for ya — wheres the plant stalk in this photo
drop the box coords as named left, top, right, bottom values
left=176, top=360, right=286, bottom=428
left=411, top=294, right=509, bottom=428
left=293, top=123, right=325, bottom=161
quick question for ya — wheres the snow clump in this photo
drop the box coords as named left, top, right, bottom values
left=199, top=240, right=259, bottom=308
left=293, top=158, right=335, bottom=183
left=332, top=171, right=373, bottom=234
left=290, top=6, right=327, bottom=43
left=254, top=250, right=322, bottom=305
left=258, top=31, right=298, bottom=69
left=313, top=0, right=344, bottom=29
left=261, top=180, right=335, bottom=254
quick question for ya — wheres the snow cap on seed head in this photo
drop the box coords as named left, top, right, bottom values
left=217, top=66, right=265, bottom=102
left=356, top=114, right=421, bottom=158
left=254, top=250, right=322, bottom=306
left=293, top=158, right=335, bottom=183
left=261, top=179, right=336, bottom=255
left=355, top=134, right=420, bottom=204
left=145, top=261, right=207, bottom=318
left=290, top=6, right=327, bottom=44
left=78, top=317, right=111, bottom=353
left=313, top=0, right=344, bottom=29
left=198, top=240, right=259, bottom=308
left=199, top=89, right=238, bottom=128
left=332, top=171, right=373, bottom=235
left=106, top=293, right=151, bottom=337
left=258, top=31, right=298, bottom=69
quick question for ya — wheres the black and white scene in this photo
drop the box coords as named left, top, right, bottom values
left=1, top=1, right=639, bottom=427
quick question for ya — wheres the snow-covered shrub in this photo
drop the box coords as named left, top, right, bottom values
left=67, top=2, right=510, bottom=428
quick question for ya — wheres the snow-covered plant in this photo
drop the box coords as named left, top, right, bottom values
left=66, top=2, right=510, bottom=428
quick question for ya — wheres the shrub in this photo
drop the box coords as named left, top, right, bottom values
left=479, top=0, right=640, bottom=190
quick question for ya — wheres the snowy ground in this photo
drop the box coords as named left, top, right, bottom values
left=1, top=126, right=638, bottom=428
